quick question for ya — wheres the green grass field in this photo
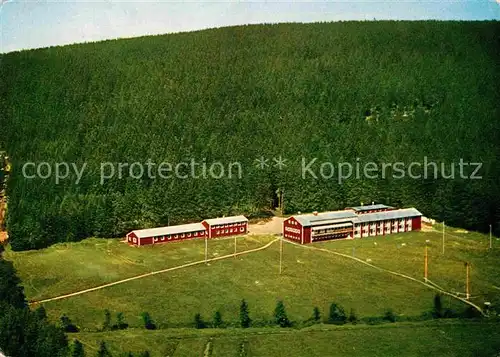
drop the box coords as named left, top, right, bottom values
left=72, top=321, right=500, bottom=357
left=5, top=229, right=500, bottom=334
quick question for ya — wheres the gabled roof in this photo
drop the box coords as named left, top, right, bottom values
left=354, top=208, right=422, bottom=223
left=348, top=204, right=393, bottom=212
left=292, top=210, right=358, bottom=227
left=203, top=215, right=248, bottom=226
left=130, top=223, right=206, bottom=239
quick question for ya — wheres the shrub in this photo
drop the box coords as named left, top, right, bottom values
left=383, top=309, right=396, bottom=323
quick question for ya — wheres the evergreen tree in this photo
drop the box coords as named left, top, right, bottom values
left=96, top=341, right=112, bottom=357
left=312, top=307, right=321, bottom=323
left=239, top=300, right=251, bottom=328
left=194, top=313, right=206, bottom=329
left=102, top=309, right=112, bottom=331
left=60, top=314, right=79, bottom=332
left=348, top=308, right=358, bottom=324
left=72, top=339, right=85, bottom=357
left=116, top=312, right=128, bottom=330
left=0, top=260, right=26, bottom=308
left=433, top=294, right=443, bottom=318
left=141, top=312, right=156, bottom=330
left=139, top=352, right=150, bottom=357
left=213, top=310, right=223, bottom=328
left=383, top=309, right=396, bottom=323
left=274, top=300, right=291, bottom=327
left=327, top=303, right=346, bottom=325
left=34, top=306, right=47, bottom=320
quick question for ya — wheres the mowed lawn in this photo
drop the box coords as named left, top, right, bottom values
left=314, top=228, right=500, bottom=305
left=73, top=321, right=500, bottom=357
left=5, top=229, right=500, bottom=331
left=4, top=234, right=274, bottom=301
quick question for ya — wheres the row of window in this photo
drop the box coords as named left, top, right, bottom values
left=153, top=230, right=206, bottom=242
left=284, top=233, right=299, bottom=240
left=289, top=220, right=299, bottom=226
left=215, top=227, right=245, bottom=234
left=211, top=222, right=246, bottom=229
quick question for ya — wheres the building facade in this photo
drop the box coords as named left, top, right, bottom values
left=202, top=215, right=248, bottom=239
left=283, top=205, right=422, bottom=244
left=127, top=215, right=248, bottom=246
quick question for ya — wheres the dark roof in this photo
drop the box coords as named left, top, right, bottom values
left=354, top=208, right=422, bottom=223
left=130, top=223, right=206, bottom=238
left=348, top=204, right=393, bottom=212
left=292, top=211, right=358, bottom=227
left=203, top=215, right=248, bottom=225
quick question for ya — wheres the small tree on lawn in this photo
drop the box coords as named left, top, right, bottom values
left=34, top=306, right=47, bottom=320
left=139, top=351, right=151, bottom=357
left=383, top=309, right=396, bottom=323
left=141, top=312, right=156, bottom=330
left=96, top=341, right=112, bottom=357
left=194, top=313, right=206, bottom=329
left=72, top=339, right=85, bottom=357
left=239, top=299, right=251, bottom=328
left=213, top=310, right=223, bottom=328
left=327, top=303, right=346, bottom=325
left=312, top=307, right=321, bottom=323
left=116, top=312, right=128, bottom=330
left=60, top=314, right=79, bottom=332
left=274, top=300, right=291, bottom=327
left=433, top=294, right=443, bottom=318
left=102, top=309, right=112, bottom=331
left=348, top=308, right=358, bottom=324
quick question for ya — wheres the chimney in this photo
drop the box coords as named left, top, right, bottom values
left=313, top=211, right=318, bottom=216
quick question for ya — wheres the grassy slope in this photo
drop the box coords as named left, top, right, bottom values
left=73, top=321, right=500, bottom=357
left=5, top=230, right=500, bottom=331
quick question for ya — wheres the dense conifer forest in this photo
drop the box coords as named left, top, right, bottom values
left=1, top=21, right=499, bottom=250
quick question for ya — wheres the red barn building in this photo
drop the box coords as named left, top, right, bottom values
left=202, top=215, right=248, bottom=238
left=346, top=204, right=394, bottom=214
left=283, top=210, right=358, bottom=244
left=126, top=223, right=207, bottom=246
left=284, top=205, right=422, bottom=244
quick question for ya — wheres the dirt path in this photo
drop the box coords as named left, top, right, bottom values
left=29, top=238, right=279, bottom=306
left=248, top=216, right=284, bottom=236
left=285, top=240, right=486, bottom=316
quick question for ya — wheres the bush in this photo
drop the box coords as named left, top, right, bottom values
left=383, top=309, right=396, bottom=323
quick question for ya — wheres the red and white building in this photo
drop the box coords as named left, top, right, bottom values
left=126, top=223, right=207, bottom=246
left=283, top=205, right=422, bottom=244
left=126, top=215, right=248, bottom=246
left=202, top=215, right=248, bottom=238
